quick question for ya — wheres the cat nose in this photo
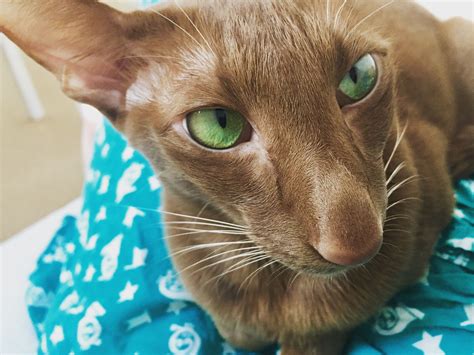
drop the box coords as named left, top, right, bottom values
left=315, top=235, right=382, bottom=266
left=312, top=193, right=383, bottom=267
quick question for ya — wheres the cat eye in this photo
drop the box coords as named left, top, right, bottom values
left=338, top=54, right=377, bottom=104
left=185, top=108, right=250, bottom=150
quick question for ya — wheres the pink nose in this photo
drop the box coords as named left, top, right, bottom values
left=316, top=236, right=382, bottom=266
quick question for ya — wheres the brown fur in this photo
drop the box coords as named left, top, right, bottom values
left=2, top=0, right=473, bottom=353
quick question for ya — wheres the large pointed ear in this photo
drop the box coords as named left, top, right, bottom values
left=0, top=0, right=142, bottom=121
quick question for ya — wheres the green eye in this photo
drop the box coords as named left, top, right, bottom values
left=186, top=108, right=247, bottom=149
left=338, top=54, right=377, bottom=101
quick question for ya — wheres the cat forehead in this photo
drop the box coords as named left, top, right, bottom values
left=127, top=0, right=386, bottom=113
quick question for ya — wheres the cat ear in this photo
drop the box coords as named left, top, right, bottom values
left=0, top=1, right=143, bottom=121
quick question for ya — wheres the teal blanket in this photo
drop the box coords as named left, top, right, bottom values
left=27, top=119, right=473, bottom=354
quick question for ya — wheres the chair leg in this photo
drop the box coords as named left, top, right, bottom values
left=1, top=34, right=45, bottom=121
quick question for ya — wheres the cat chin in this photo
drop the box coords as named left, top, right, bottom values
left=283, top=263, right=352, bottom=279
left=307, top=267, right=350, bottom=278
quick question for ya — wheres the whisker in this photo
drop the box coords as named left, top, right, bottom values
left=267, top=263, right=288, bottom=285
left=157, top=209, right=248, bottom=229
left=168, top=240, right=254, bottom=258
left=162, top=230, right=236, bottom=240
left=189, top=251, right=266, bottom=277
left=191, top=202, right=211, bottom=233
left=195, top=202, right=210, bottom=219
left=161, top=221, right=247, bottom=231
left=226, top=254, right=269, bottom=273
left=164, top=226, right=248, bottom=236
left=381, top=241, right=402, bottom=251
left=387, top=175, right=420, bottom=198
left=386, top=197, right=421, bottom=211
left=385, top=122, right=408, bottom=172
left=384, top=216, right=410, bottom=227
left=173, top=0, right=217, bottom=57
left=342, top=3, right=356, bottom=29
left=239, top=260, right=278, bottom=293
left=149, top=8, right=206, bottom=53
left=383, top=214, right=411, bottom=223
left=178, top=246, right=263, bottom=274
left=122, top=54, right=181, bottom=61
left=386, top=161, right=406, bottom=186
left=345, top=0, right=395, bottom=40
left=207, top=255, right=271, bottom=285
left=384, top=228, right=411, bottom=234
left=326, top=0, right=331, bottom=23
left=117, top=204, right=248, bottom=230
left=375, top=251, right=390, bottom=261
left=289, top=271, right=302, bottom=288
left=334, top=0, right=349, bottom=29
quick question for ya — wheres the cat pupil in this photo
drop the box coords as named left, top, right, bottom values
left=349, top=67, right=358, bottom=83
left=216, top=109, right=227, bottom=129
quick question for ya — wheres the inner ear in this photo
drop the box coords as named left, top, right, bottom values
left=59, top=56, right=134, bottom=121
left=0, top=1, right=153, bottom=121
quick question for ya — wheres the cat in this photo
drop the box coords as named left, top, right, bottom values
left=2, top=0, right=473, bottom=353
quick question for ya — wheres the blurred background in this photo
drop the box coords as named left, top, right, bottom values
left=0, top=1, right=137, bottom=240
left=0, top=0, right=473, bottom=241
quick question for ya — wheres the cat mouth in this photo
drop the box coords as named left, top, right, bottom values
left=265, top=255, right=354, bottom=278
left=268, top=248, right=376, bottom=279
left=305, top=265, right=350, bottom=277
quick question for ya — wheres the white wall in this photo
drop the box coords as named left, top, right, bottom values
left=416, top=0, right=473, bottom=21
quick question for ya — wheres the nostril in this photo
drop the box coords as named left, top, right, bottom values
left=315, top=235, right=382, bottom=266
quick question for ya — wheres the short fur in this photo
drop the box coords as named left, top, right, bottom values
left=2, top=0, right=473, bottom=353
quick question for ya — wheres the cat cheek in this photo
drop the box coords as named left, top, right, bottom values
left=344, top=91, right=394, bottom=158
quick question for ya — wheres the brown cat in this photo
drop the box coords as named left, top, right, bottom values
left=2, top=0, right=473, bottom=353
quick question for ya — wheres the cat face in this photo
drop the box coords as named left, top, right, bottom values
left=121, top=0, right=396, bottom=274
left=2, top=0, right=397, bottom=275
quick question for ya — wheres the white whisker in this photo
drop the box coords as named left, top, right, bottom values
left=161, top=221, right=246, bottom=231
left=239, top=260, right=278, bottom=292
left=289, top=271, right=302, bottom=288
left=122, top=54, right=181, bottom=61
left=207, top=255, right=271, bottom=285
left=326, top=0, right=331, bottom=22
left=222, top=255, right=267, bottom=275
left=387, top=175, right=419, bottom=198
left=179, top=246, right=263, bottom=274
left=345, top=0, right=395, bottom=40
left=190, top=251, right=266, bottom=277
left=267, top=264, right=288, bottom=285
left=343, top=3, right=356, bottom=28
left=157, top=209, right=247, bottom=229
left=150, top=9, right=206, bottom=53
left=334, top=0, right=348, bottom=29
left=169, top=240, right=255, bottom=258
left=163, top=230, right=247, bottom=242
left=173, top=0, right=217, bottom=57
left=384, top=214, right=411, bottom=223
left=385, top=122, right=408, bottom=172
left=386, top=161, right=406, bottom=186
left=386, top=197, right=421, bottom=211
left=384, top=228, right=411, bottom=234
left=163, top=230, right=235, bottom=240
left=117, top=204, right=248, bottom=230
left=164, top=226, right=248, bottom=235
left=195, top=202, right=210, bottom=219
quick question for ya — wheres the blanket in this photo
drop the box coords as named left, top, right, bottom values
left=26, top=118, right=474, bottom=355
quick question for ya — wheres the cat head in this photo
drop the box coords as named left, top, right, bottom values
left=2, top=0, right=399, bottom=275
